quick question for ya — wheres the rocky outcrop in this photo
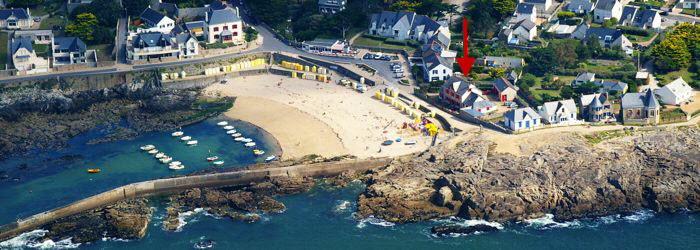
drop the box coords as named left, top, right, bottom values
left=356, top=127, right=700, bottom=224
left=41, top=199, right=152, bottom=243
left=163, top=177, right=315, bottom=230
left=431, top=224, right=500, bottom=236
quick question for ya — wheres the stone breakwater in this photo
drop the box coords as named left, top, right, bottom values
left=355, top=127, right=700, bottom=223
left=0, top=75, right=212, bottom=160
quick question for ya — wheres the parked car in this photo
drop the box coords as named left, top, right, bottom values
left=363, top=53, right=372, bottom=60
left=380, top=55, right=391, bottom=61
left=393, top=68, right=404, bottom=73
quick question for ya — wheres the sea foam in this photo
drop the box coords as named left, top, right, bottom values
left=0, top=229, right=81, bottom=249
left=356, top=216, right=396, bottom=228
left=524, top=214, right=583, bottom=230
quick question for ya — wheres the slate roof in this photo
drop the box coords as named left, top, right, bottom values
left=208, top=8, right=240, bottom=25
left=11, top=36, right=32, bottom=54
left=595, top=80, right=627, bottom=93
left=539, top=99, right=578, bottom=118
left=175, top=33, right=196, bottom=45
left=493, top=77, right=519, bottom=92
left=633, top=9, right=659, bottom=26
left=566, top=0, right=595, bottom=12
left=53, top=37, right=87, bottom=52
left=132, top=32, right=173, bottom=48
left=580, top=93, right=609, bottom=107
left=585, top=27, right=623, bottom=42
left=428, top=31, right=450, bottom=48
left=596, top=0, right=619, bottom=11
left=0, top=8, right=30, bottom=20
left=525, top=0, right=548, bottom=4
left=209, top=0, right=228, bottom=10
left=619, top=5, right=638, bottom=25
left=505, top=107, right=541, bottom=122
left=590, top=94, right=604, bottom=108
left=483, top=56, right=524, bottom=68
left=185, top=21, right=207, bottom=30
left=576, top=72, right=595, bottom=82
left=516, top=3, right=536, bottom=14
left=621, top=90, right=660, bottom=109
left=514, top=19, right=536, bottom=31
left=319, top=0, right=346, bottom=7
left=370, top=11, right=444, bottom=36
left=657, top=78, right=692, bottom=97
left=423, top=50, right=451, bottom=70
left=140, top=8, right=166, bottom=25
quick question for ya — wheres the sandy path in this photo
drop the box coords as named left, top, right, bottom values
left=224, top=96, right=347, bottom=160
left=206, top=75, right=433, bottom=159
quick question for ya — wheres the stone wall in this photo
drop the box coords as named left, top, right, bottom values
left=0, top=158, right=392, bottom=241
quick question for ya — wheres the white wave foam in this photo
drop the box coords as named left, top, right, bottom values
left=432, top=216, right=504, bottom=230
left=356, top=216, right=395, bottom=228
left=524, top=214, right=582, bottom=230
left=334, top=200, right=352, bottom=213
left=171, top=208, right=205, bottom=232
left=0, top=229, right=81, bottom=249
left=622, top=209, right=654, bottom=222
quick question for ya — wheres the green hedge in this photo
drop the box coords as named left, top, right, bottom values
left=617, top=26, right=652, bottom=37
left=362, top=33, right=387, bottom=41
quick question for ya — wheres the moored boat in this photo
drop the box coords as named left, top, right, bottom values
left=155, top=152, right=166, bottom=158
left=404, top=140, right=417, bottom=145
left=180, top=136, right=192, bottom=141
left=232, top=133, right=242, bottom=137
left=140, top=145, right=155, bottom=151
left=169, top=165, right=185, bottom=170
left=171, top=131, right=184, bottom=137
left=223, top=125, right=235, bottom=130
left=207, top=156, right=219, bottom=161
left=86, top=168, right=101, bottom=173
left=265, top=155, right=277, bottom=162
left=241, top=138, right=253, bottom=143
left=226, top=130, right=237, bottom=134
left=212, top=161, right=224, bottom=166
left=160, top=157, right=173, bottom=164
left=187, top=140, right=198, bottom=145
left=253, top=149, right=265, bottom=155
left=148, top=149, right=159, bottom=154
left=169, top=161, right=182, bottom=166
left=217, top=121, right=228, bottom=126
left=245, top=142, right=256, bottom=147
left=234, top=137, right=245, bottom=141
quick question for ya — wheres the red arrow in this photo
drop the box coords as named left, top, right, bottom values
left=455, top=19, right=475, bottom=75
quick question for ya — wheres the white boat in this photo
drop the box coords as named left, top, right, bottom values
left=155, top=152, right=166, bottom=158
left=187, top=140, right=198, bottom=145
left=160, top=157, right=173, bottom=164
left=232, top=133, right=242, bottom=137
left=217, top=121, right=228, bottom=126
left=180, top=136, right=192, bottom=141
left=212, top=161, right=224, bottom=166
left=226, top=130, right=237, bottom=134
left=169, top=165, right=185, bottom=170
left=234, top=137, right=245, bottom=141
left=140, top=145, right=155, bottom=151
left=265, top=155, right=277, bottom=162
left=245, top=142, right=256, bottom=147
left=169, top=161, right=182, bottom=166
left=241, top=138, right=253, bottom=143
left=171, top=131, right=184, bottom=137
left=148, top=149, right=159, bottom=154
left=404, top=140, right=417, bottom=145
left=207, top=156, right=219, bottom=161
left=223, top=126, right=235, bottom=130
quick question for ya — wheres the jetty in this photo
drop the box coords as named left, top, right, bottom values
left=0, top=158, right=392, bottom=241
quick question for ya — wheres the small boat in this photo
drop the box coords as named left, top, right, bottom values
left=86, top=168, right=101, bottom=173
left=234, top=137, right=245, bottom=141
left=169, top=161, right=182, bottom=166
left=223, top=125, right=235, bottom=130
left=232, top=133, right=242, bottom=137
left=194, top=239, right=215, bottom=249
left=171, top=131, right=184, bottom=137
left=187, top=140, right=198, bottom=145
left=212, top=161, right=224, bottom=166
left=169, top=165, right=185, bottom=170
left=180, top=136, right=192, bottom=141
left=241, top=138, right=253, bottom=143
left=382, top=140, right=394, bottom=146
left=265, top=155, right=277, bottom=162
left=253, top=149, right=265, bottom=155
left=217, top=121, right=228, bottom=126
left=245, top=142, right=256, bottom=147
left=404, top=140, right=417, bottom=145
left=160, top=157, right=173, bottom=164
left=226, top=130, right=237, bottom=134
left=140, top=145, right=155, bottom=151
left=155, top=152, right=166, bottom=158
left=148, top=149, right=159, bottom=154
left=207, top=156, right=219, bottom=161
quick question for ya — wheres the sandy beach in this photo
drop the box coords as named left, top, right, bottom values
left=206, top=75, right=434, bottom=160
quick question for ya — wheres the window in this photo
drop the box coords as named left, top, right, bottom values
left=223, top=26, right=228, bottom=30
left=443, top=69, right=446, bottom=74
left=432, top=70, right=438, bottom=74
left=233, top=32, right=238, bottom=36
left=214, top=27, right=219, bottom=32
left=214, top=35, right=220, bottom=39
left=518, top=121, right=522, bottom=128
left=232, top=24, right=237, bottom=29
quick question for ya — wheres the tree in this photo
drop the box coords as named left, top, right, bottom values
left=390, top=0, right=421, bottom=12
left=602, top=17, right=618, bottom=28
left=560, top=86, right=575, bottom=99
left=558, top=11, right=576, bottom=19
left=652, top=36, right=692, bottom=72
left=576, top=82, right=601, bottom=95
left=6, top=0, right=43, bottom=8
left=244, top=26, right=259, bottom=42
left=492, top=0, right=516, bottom=18
left=123, top=0, right=149, bottom=17
left=71, top=0, right=122, bottom=27
left=522, top=73, right=537, bottom=88
left=527, top=47, right=557, bottom=76
left=550, top=39, right=579, bottom=69
left=445, top=4, right=459, bottom=26
left=66, top=13, right=98, bottom=42
left=628, top=82, right=638, bottom=93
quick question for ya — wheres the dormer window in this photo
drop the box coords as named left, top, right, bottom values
left=604, top=35, right=612, bottom=41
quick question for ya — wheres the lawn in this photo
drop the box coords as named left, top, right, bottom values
left=39, top=16, right=68, bottom=30
left=682, top=9, right=699, bottom=17
left=30, top=6, right=49, bottom=16
left=626, top=32, right=656, bottom=43
left=0, top=32, right=7, bottom=69
left=352, top=35, right=417, bottom=54
left=88, top=44, right=114, bottom=62
left=656, top=68, right=695, bottom=86
left=33, top=43, right=50, bottom=58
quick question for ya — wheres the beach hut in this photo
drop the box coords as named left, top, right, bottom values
left=312, top=66, right=317, bottom=73
left=360, top=77, right=365, bottom=85
left=304, top=65, right=310, bottom=72
left=180, top=71, right=187, bottom=78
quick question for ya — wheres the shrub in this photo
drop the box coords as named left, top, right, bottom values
left=384, top=38, right=407, bottom=46
left=617, top=26, right=652, bottom=37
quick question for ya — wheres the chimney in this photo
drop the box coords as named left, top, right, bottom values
left=205, top=11, right=209, bottom=22
left=236, top=7, right=239, bottom=16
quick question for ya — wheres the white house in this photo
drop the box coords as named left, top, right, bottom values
left=0, top=8, right=33, bottom=29
left=422, top=49, right=452, bottom=82
left=584, top=27, right=633, bottom=53
left=504, top=107, right=542, bottom=132
left=205, top=5, right=244, bottom=44
left=139, top=7, right=175, bottom=34
left=683, top=0, right=700, bottom=9
left=655, top=78, right=694, bottom=105
left=537, top=99, right=580, bottom=125
left=573, top=72, right=596, bottom=87
left=10, top=36, right=49, bottom=74
left=519, top=0, right=552, bottom=12
left=594, top=0, right=622, bottom=23
left=128, top=32, right=200, bottom=62
left=175, top=33, right=200, bottom=59
left=514, top=3, right=537, bottom=23
left=368, top=11, right=450, bottom=44
left=619, top=6, right=661, bottom=29
left=52, top=36, right=90, bottom=66
left=512, top=19, right=537, bottom=42
left=566, top=0, right=596, bottom=14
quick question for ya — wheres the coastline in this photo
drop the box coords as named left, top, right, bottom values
left=222, top=114, right=284, bottom=161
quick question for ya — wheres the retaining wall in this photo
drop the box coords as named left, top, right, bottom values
left=0, top=158, right=392, bottom=241
left=298, top=56, right=377, bottom=86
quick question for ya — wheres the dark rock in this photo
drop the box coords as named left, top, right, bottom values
left=431, top=224, right=500, bottom=236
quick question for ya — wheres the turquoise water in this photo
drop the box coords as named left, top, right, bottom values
left=1, top=118, right=699, bottom=249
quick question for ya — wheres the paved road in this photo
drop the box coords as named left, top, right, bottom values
left=116, top=17, right=128, bottom=64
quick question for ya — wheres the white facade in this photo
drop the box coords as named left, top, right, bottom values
left=513, top=24, right=537, bottom=41
left=505, top=107, right=542, bottom=132
left=655, top=78, right=693, bottom=105
left=426, top=64, right=452, bottom=82
left=594, top=0, right=623, bottom=23
left=537, top=99, right=580, bottom=125
left=514, top=5, right=537, bottom=23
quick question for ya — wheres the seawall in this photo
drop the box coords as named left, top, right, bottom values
left=0, top=158, right=392, bottom=241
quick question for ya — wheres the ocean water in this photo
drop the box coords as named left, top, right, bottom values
left=1, top=119, right=699, bottom=250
